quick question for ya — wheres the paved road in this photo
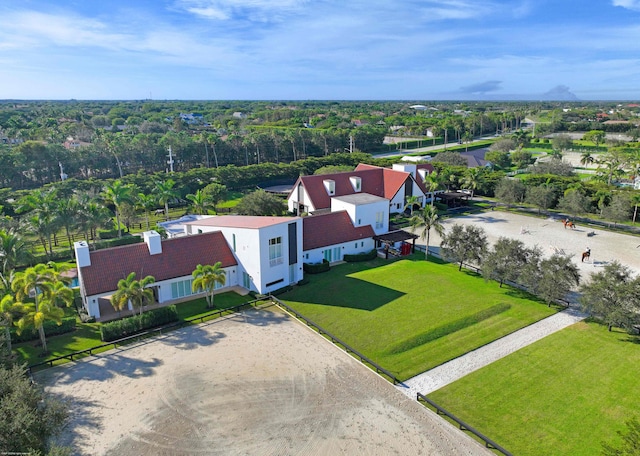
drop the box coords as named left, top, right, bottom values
left=396, top=307, right=587, bottom=398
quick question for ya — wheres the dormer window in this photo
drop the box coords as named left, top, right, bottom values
left=323, top=179, right=335, bottom=196
left=350, top=176, right=362, bottom=192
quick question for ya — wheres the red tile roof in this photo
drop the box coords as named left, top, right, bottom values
left=302, top=211, right=375, bottom=251
left=292, top=165, right=412, bottom=211
left=80, top=231, right=237, bottom=296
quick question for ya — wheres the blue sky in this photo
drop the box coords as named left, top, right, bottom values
left=2, top=0, right=640, bottom=100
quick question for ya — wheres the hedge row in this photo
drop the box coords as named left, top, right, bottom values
left=94, top=235, right=143, bottom=250
left=303, top=259, right=330, bottom=274
left=100, top=305, right=179, bottom=342
left=344, top=249, right=377, bottom=262
left=11, top=317, right=77, bottom=343
left=387, top=303, right=512, bottom=355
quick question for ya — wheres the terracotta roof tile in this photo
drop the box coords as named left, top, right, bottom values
left=293, top=165, right=415, bottom=211
left=80, top=231, right=237, bottom=296
left=303, top=211, right=375, bottom=251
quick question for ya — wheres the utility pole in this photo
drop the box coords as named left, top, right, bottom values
left=167, top=146, right=175, bottom=173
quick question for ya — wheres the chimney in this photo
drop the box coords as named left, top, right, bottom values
left=393, top=163, right=417, bottom=178
left=74, top=241, right=91, bottom=267
left=143, top=231, right=162, bottom=255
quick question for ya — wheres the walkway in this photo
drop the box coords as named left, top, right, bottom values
left=396, top=307, right=587, bottom=398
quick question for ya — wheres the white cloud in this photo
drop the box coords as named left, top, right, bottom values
left=174, top=0, right=308, bottom=21
left=612, top=0, right=640, bottom=11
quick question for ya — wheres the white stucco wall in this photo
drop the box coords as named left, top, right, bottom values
left=188, top=219, right=304, bottom=295
left=303, top=238, right=375, bottom=264
left=287, top=183, right=315, bottom=214
left=331, top=196, right=389, bottom=236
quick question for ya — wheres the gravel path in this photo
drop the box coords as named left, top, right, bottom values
left=396, top=307, right=587, bottom=398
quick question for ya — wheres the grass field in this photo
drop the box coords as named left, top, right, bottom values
left=14, top=291, right=248, bottom=368
left=281, top=256, right=558, bottom=380
left=427, top=320, right=640, bottom=455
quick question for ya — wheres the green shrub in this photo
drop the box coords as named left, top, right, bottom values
left=11, top=317, right=77, bottom=343
left=344, top=249, right=377, bottom=262
left=100, top=305, right=179, bottom=342
left=98, top=229, right=118, bottom=240
left=94, top=235, right=143, bottom=250
left=296, top=276, right=310, bottom=286
left=303, top=259, right=330, bottom=274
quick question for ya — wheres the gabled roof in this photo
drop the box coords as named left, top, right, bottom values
left=414, top=163, right=436, bottom=194
left=80, top=231, right=237, bottom=296
left=291, top=165, right=412, bottom=211
left=303, top=211, right=375, bottom=251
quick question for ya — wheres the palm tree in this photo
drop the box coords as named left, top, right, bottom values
left=11, top=264, right=57, bottom=353
left=462, top=167, right=485, bottom=198
left=404, top=195, right=421, bottom=216
left=78, top=198, right=111, bottom=249
left=102, top=180, right=133, bottom=238
left=154, top=179, right=178, bottom=220
left=0, top=294, right=27, bottom=355
left=136, top=192, right=157, bottom=230
left=0, top=229, right=31, bottom=289
left=423, top=171, right=442, bottom=207
left=185, top=189, right=210, bottom=215
left=17, top=189, right=58, bottom=256
left=192, top=262, right=226, bottom=309
left=111, top=272, right=156, bottom=316
left=410, top=205, right=444, bottom=261
left=631, top=194, right=640, bottom=224
left=56, top=197, right=79, bottom=257
left=580, top=151, right=595, bottom=167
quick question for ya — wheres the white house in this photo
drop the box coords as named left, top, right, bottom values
left=302, top=211, right=376, bottom=264
left=184, top=215, right=304, bottom=296
left=287, top=163, right=432, bottom=216
left=75, top=230, right=238, bottom=321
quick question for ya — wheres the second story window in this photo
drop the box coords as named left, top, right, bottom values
left=269, top=237, right=283, bottom=266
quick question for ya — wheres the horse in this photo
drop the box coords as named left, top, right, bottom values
left=581, top=250, right=591, bottom=262
left=562, top=219, right=576, bottom=230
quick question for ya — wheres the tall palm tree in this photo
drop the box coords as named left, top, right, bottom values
left=423, top=171, right=442, bottom=207
left=56, top=197, right=79, bottom=257
left=410, top=205, right=444, bottom=261
left=154, top=179, right=178, bottom=220
left=0, top=229, right=32, bottom=289
left=0, top=294, right=27, bottom=355
left=136, top=192, right=157, bottom=230
left=192, top=262, right=226, bottom=309
left=185, top=189, right=210, bottom=215
left=111, top=272, right=156, bottom=316
left=102, top=179, right=133, bottom=238
left=78, top=198, right=111, bottom=249
left=17, top=189, right=58, bottom=256
left=11, top=264, right=57, bottom=353
left=631, top=194, right=640, bottom=224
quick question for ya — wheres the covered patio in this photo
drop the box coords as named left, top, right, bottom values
left=374, top=230, right=419, bottom=258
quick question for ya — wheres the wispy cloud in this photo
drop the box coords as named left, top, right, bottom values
left=612, top=0, right=640, bottom=11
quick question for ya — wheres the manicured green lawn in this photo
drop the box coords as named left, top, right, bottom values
left=281, top=256, right=557, bottom=380
left=14, top=291, right=250, bottom=368
left=428, top=321, right=640, bottom=456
